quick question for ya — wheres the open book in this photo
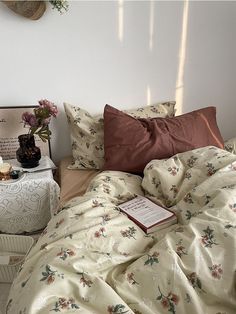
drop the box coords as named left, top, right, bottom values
left=118, top=195, right=177, bottom=234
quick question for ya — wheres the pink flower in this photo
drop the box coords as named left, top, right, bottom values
left=39, top=99, right=58, bottom=117
left=94, top=231, right=100, bottom=238
left=22, top=112, right=38, bottom=127
left=21, top=99, right=58, bottom=142
left=169, top=293, right=179, bottom=305
left=211, top=270, right=219, bottom=278
left=42, top=118, right=51, bottom=126
left=161, top=297, right=169, bottom=308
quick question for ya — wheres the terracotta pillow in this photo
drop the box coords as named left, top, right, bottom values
left=103, top=105, right=224, bottom=173
left=64, top=101, right=176, bottom=169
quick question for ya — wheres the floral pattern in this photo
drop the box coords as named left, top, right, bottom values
left=57, top=248, right=76, bottom=260
left=107, top=304, right=129, bottom=314
left=157, top=286, right=179, bottom=314
left=144, top=252, right=160, bottom=266
left=40, top=264, right=64, bottom=285
left=208, top=264, right=223, bottom=279
left=186, top=272, right=206, bottom=293
left=120, top=226, right=137, bottom=239
left=200, top=226, right=218, bottom=248
left=51, top=297, right=79, bottom=312
left=127, top=272, right=139, bottom=285
left=7, top=146, right=236, bottom=314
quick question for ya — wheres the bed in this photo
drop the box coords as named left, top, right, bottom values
left=6, top=103, right=236, bottom=314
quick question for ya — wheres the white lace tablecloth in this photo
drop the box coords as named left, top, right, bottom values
left=0, top=170, right=60, bottom=234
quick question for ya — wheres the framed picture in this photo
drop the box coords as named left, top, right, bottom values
left=0, top=106, right=51, bottom=160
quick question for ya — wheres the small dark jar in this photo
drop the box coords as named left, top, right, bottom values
left=16, top=134, right=41, bottom=168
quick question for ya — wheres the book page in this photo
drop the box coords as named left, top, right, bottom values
left=118, top=195, right=173, bottom=228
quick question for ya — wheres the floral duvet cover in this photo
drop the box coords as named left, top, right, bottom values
left=7, top=146, right=236, bottom=314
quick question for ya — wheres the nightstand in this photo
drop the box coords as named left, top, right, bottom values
left=0, top=157, right=60, bottom=234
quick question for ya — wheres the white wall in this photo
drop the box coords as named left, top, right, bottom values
left=0, top=1, right=235, bottom=162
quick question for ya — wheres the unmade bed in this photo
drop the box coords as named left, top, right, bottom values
left=6, top=103, right=236, bottom=314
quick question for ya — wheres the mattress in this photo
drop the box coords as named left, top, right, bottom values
left=58, top=156, right=100, bottom=204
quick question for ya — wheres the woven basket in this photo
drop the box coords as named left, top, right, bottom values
left=0, top=234, right=34, bottom=283
left=2, top=1, right=46, bottom=20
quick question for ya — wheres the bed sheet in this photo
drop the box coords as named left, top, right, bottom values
left=6, top=146, right=236, bottom=314
left=59, top=156, right=100, bottom=205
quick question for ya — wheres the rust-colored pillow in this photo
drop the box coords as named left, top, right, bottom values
left=103, top=105, right=224, bottom=173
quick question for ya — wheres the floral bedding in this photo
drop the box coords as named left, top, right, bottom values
left=7, top=146, right=236, bottom=314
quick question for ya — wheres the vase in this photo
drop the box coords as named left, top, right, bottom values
left=16, top=134, right=41, bottom=168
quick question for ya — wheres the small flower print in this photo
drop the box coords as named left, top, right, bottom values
left=224, top=224, right=236, bottom=229
left=222, top=184, right=235, bottom=190
left=187, top=156, right=198, bottom=168
left=184, top=172, right=191, bottom=180
left=101, top=214, right=111, bottom=225
left=229, top=203, right=236, bottom=213
left=183, top=193, right=194, bottom=204
left=175, top=239, right=188, bottom=258
left=77, top=272, right=93, bottom=287
left=74, top=116, right=81, bottom=124
left=89, top=127, right=96, bottom=135
left=168, top=166, right=179, bottom=176
left=127, top=272, right=139, bottom=285
left=57, top=248, right=76, bottom=260
left=21, top=277, right=30, bottom=288
left=95, top=144, right=103, bottom=151
left=107, top=304, right=129, bottom=314
left=50, top=297, right=79, bottom=311
left=88, top=160, right=96, bottom=168
left=205, top=195, right=211, bottom=205
left=206, top=163, right=216, bottom=176
left=208, top=264, right=223, bottom=279
left=49, top=232, right=57, bottom=239
left=185, top=209, right=203, bottom=220
left=184, top=293, right=191, bottom=303
left=55, top=218, right=65, bottom=229
left=40, top=264, right=64, bottom=285
left=147, top=164, right=153, bottom=170
left=103, top=184, right=111, bottom=194
left=94, top=227, right=107, bottom=238
left=144, top=252, right=160, bottom=266
left=186, top=272, right=205, bottom=293
left=103, top=176, right=111, bottom=183
left=120, top=226, right=137, bottom=239
left=170, top=185, right=178, bottom=198
left=157, top=286, right=179, bottom=314
left=200, top=226, right=218, bottom=248
left=79, top=131, right=85, bottom=138
left=152, top=177, right=160, bottom=188
left=92, top=199, right=104, bottom=208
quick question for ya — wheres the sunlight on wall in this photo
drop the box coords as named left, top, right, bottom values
left=149, top=0, right=155, bottom=52
left=146, top=85, right=151, bottom=106
left=118, top=0, right=124, bottom=42
left=175, top=0, right=189, bottom=115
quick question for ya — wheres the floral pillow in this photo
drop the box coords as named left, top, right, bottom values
left=64, top=101, right=176, bottom=169
left=224, top=137, right=236, bottom=154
